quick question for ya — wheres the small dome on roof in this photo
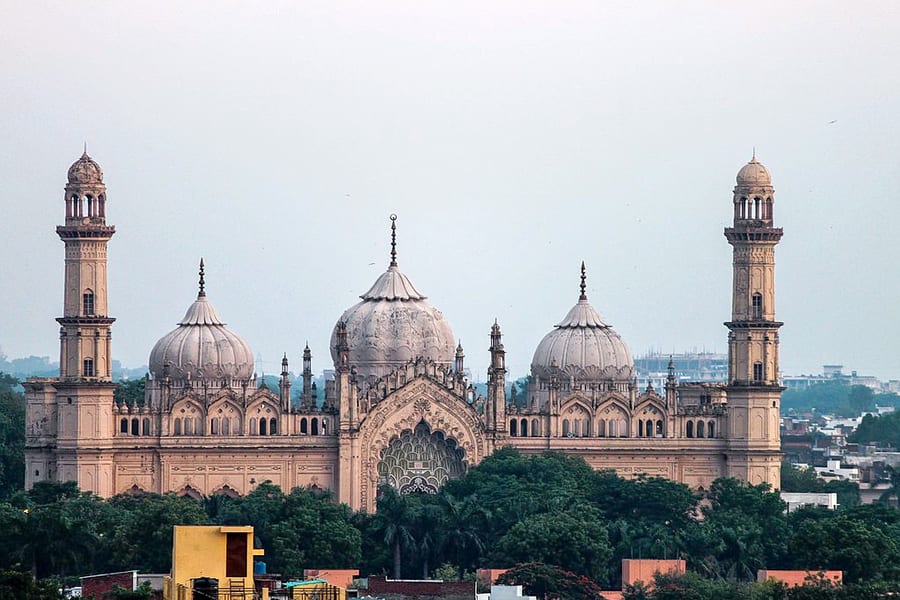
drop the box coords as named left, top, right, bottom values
left=67, top=150, right=104, bottom=185
left=531, top=263, right=634, bottom=382
left=736, top=153, right=771, bottom=187
left=148, top=260, right=254, bottom=382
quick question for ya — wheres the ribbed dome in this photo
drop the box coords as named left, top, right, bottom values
left=148, top=264, right=254, bottom=382
left=531, top=266, right=634, bottom=382
left=67, top=151, right=104, bottom=185
left=736, top=155, right=771, bottom=187
left=330, top=265, right=456, bottom=380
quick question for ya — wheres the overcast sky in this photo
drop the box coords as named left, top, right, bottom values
left=2, top=1, right=899, bottom=381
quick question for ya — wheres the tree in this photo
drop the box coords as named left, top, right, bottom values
left=685, top=479, right=788, bottom=581
left=104, top=492, right=207, bottom=573
left=374, top=486, right=417, bottom=579
left=113, top=379, right=145, bottom=407
left=496, top=563, right=602, bottom=600
left=0, top=569, right=63, bottom=600
left=494, top=506, right=613, bottom=583
left=787, top=513, right=900, bottom=583
left=0, top=374, right=25, bottom=498
left=847, top=386, right=875, bottom=416
left=437, top=494, right=486, bottom=580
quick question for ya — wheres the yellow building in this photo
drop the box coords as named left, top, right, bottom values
left=164, top=525, right=264, bottom=600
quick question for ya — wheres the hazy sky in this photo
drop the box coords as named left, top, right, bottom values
left=2, top=2, right=899, bottom=381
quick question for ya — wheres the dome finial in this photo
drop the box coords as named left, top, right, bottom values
left=83, top=141, right=88, bottom=157
left=389, top=214, right=398, bottom=267
left=198, top=258, right=206, bottom=297
left=579, top=261, right=587, bottom=300
left=751, top=147, right=757, bottom=162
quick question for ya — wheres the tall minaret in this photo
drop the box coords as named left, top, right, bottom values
left=57, top=149, right=116, bottom=380
left=724, top=152, right=783, bottom=488
left=26, top=150, right=117, bottom=496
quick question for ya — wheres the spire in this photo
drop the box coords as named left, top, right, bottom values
left=198, top=258, right=206, bottom=298
left=83, top=141, right=88, bottom=157
left=579, top=261, right=587, bottom=300
left=751, top=147, right=757, bottom=162
left=389, top=214, right=398, bottom=267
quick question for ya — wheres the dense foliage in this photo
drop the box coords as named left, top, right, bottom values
left=782, top=382, right=899, bottom=416
left=0, top=440, right=898, bottom=595
left=849, top=410, right=900, bottom=448
left=0, top=373, right=25, bottom=498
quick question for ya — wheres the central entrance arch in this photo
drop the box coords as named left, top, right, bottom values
left=377, top=421, right=466, bottom=494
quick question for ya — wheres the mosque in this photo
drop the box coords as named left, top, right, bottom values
left=24, top=152, right=783, bottom=511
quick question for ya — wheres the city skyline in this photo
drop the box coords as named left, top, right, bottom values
left=3, top=2, right=900, bottom=379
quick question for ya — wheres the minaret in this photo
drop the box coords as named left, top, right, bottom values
left=26, top=150, right=117, bottom=496
left=487, top=320, right=507, bottom=434
left=280, top=353, right=291, bottom=412
left=57, top=149, right=116, bottom=381
left=301, top=343, right=314, bottom=410
left=724, top=152, right=783, bottom=487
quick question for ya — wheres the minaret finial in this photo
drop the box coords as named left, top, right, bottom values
left=751, top=147, right=756, bottom=162
left=198, top=258, right=206, bottom=297
left=579, top=261, right=587, bottom=300
left=389, top=214, right=398, bottom=267
left=83, top=141, right=88, bottom=156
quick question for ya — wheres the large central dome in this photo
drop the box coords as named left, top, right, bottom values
left=531, top=264, right=634, bottom=382
left=330, top=217, right=455, bottom=381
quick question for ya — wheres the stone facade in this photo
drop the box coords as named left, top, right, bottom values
left=25, top=152, right=783, bottom=511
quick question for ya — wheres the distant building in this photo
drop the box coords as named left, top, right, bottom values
left=634, top=352, right=728, bottom=390
left=780, top=492, right=839, bottom=512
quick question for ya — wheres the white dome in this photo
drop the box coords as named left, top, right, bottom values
left=330, top=265, right=456, bottom=380
left=531, top=280, right=634, bottom=382
left=149, top=286, right=254, bottom=382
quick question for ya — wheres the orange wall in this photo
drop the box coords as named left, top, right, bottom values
left=621, top=559, right=686, bottom=587
left=757, top=570, right=842, bottom=587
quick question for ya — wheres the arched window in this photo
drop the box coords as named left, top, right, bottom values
left=752, top=293, right=763, bottom=319
left=259, top=418, right=267, bottom=436
left=531, top=418, right=540, bottom=437
left=174, top=418, right=182, bottom=435
left=638, top=420, right=644, bottom=437
left=83, top=290, right=95, bottom=316
left=250, top=418, right=258, bottom=435
left=509, top=419, right=517, bottom=436
left=686, top=420, right=694, bottom=438
left=222, top=418, right=230, bottom=435
left=131, top=418, right=139, bottom=436
left=608, top=420, right=617, bottom=437
left=618, top=419, right=627, bottom=437
left=120, top=418, right=128, bottom=434
left=322, top=419, right=328, bottom=435
left=83, top=358, right=94, bottom=377
left=520, top=418, right=528, bottom=437
left=656, top=420, right=663, bottom=436
left=184, top=418, right=193, bottom=435
left=697, top=420, right=705, bottom=438
left=562, top=419, right=570, bottom=437
left=210, top=418, right=218, bottom=435
left=645, top=419, right=653, bottom=438
left=270, top=418, right=277, bottom=435
left=142, top=418, right=150, bottom=436
left=708, top=420, right=715, bottom=438
left=300, top=418, right=308, bottom=434
left=597, top=419, right=606, bottom=437
left=311, top=418, right=319, bottom=436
